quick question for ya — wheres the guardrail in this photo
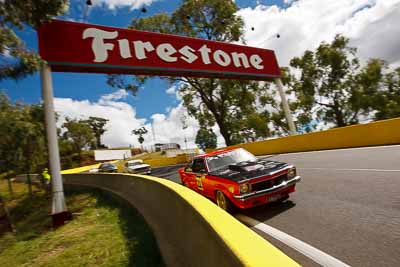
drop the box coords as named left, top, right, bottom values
left=63, top=173, right=299, bottom=267
left=143, top=154, right=189, bottom=167
left=60, top=163, right=100, bottom=174
left=228, top=117, right=400, bottom=156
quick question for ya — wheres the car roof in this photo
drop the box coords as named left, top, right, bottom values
left=194, top=147, right=239, bottom=159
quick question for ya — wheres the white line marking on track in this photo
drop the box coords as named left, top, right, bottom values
left=299, top=167, right=400, bottom=172
left=236, top=214, right=352, bottom=267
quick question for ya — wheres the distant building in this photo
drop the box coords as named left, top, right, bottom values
left=94, top=149, right=132, bottom=161
left=154, top=143, right=164, bottom=152
left=165, top=148, right=199, bottom=158
left=154, top=143, right=181, bottom=152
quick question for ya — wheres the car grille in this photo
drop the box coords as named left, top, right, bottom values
left=251, top=174, right=287, bottom=192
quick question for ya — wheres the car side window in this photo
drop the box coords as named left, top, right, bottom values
left=192, top=159, right=207, bottom=173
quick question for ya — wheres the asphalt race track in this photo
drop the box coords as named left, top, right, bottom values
left=153, top=145, right=400, bottom=267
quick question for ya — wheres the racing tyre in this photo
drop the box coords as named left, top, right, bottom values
left=215, top=191, right=232, bottom=212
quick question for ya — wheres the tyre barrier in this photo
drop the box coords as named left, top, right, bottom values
left=63, top=173, right=300, bottom=267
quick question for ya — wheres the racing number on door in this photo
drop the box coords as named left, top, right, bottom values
left=196, top=175, right=204, bottom=190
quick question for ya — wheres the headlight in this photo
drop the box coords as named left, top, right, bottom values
left=287, top=167, right=296, bottom=179
left=239, top=184, right=250, bottom=194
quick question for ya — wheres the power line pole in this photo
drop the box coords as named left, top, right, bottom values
left=41, top=64, right=71, bottom=227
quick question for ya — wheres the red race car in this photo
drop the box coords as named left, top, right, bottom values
left=179, top=148, right=301, bottom=211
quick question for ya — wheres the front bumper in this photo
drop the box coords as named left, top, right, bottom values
left=233, top=176, right=301, bottom=201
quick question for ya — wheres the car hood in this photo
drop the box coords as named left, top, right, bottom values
left=127, top=164, right=150, bottom=170
left=209, top=159, right=289, bottom=182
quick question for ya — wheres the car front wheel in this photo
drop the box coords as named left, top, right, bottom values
left=215, top=191, right=231, bottom=212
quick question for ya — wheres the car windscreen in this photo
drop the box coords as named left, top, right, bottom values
left=206, top=149, right=257, bottom=172
left=101, top=164, right=115, bottom=169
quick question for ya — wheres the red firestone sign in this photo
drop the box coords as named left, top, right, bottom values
left=38, top=20, right=281, bottom=80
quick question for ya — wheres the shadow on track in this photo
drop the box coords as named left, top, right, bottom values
left=238, top=200, right=296, bottom=222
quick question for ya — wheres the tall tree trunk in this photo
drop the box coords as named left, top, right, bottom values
left=203, top=93, right=233, bottom=146
left=333, top=98, right=346, bottom=127
left=0, top=193, right=15, bottom=233
left=78, top=149, right=82, bottom=166
left=26, top=159, right=33, bottom=197
left=96, top=135, right=101, bottom=149
left=334, top=107, right=346, bottom=127
left=26, top=173, right=33, bottom=197
left=7, top=177, right=13, bottom=198
left=216, top=118, right=232, bottom=146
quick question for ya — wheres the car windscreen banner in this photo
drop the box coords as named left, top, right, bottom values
left=38, top=20, right=281, bottom=80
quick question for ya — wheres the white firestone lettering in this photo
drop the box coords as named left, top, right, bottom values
left=198, top=44, right=212, bottom=64
left=82, top=28, right=265, bottom=70
left=156, top=43, right=178, bottom=62
left=250, top=54, right=264, bottom=70
left=133, top=41, right=155, bottom=60
left=83, top=28, right=118, bottom=63
left=213, top=50, right=231, bottom=67
left=118, top=39, right=132, bottom=59
left=179, top=45, right=198, bottom=63
left=231, top=52, right=250, bottom=68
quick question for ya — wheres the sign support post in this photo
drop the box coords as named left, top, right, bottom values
left=275, top=78, right=297, bottom=135
left=41, top=63, right=71, bottom=227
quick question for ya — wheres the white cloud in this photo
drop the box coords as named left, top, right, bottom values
left=2, top=48, right=11, bottom=58
left=99, top=89, right=128, bottom=102
left=283, top=0, right=295, bottom=4
left=54, top=90, right=227, bottom=150
left=237, top=0, right=400, bottom=66
left=166, top=85, right=176, bottom=95
left=151, top=103, right=199, bottom=148
left=54, top=96, right=145, bottom=148
left=151, top=103, right=226, bottom=148
left=93, top=0, right=157, bottom=10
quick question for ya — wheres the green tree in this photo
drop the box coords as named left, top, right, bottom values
left=287, top=35, right=390, bottom=128
left=132, top=127, right=148, bottom=148
left=62, top=118, right=94, bottom=162
left=195, top=127, right=217, bottom=150
left=0, top=92, right=18, bottom=196
left=81, top=116, right=109, bottom=149
left=109, top=0, right=272, bottom=146
left=58, top=137, right=75, bottom=169
left=0, top=0, right=68, bottom=80
left=372, top=67, right=400, bottom=120
left=0, top=93, right=47, bottom=196
left=18, top=104, right=47, bottom=195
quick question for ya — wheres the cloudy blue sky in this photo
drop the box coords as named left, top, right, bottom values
left=1, top=0, right=399, bottom=149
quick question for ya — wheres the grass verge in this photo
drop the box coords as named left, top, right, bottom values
left=0, top=181, right=165, bottom=267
